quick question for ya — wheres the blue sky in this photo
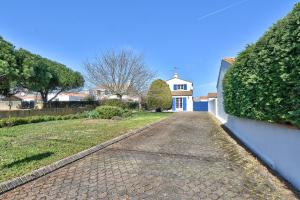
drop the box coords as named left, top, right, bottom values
left=0, top=0, right=298, bottom=96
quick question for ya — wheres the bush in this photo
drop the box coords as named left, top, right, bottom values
left=95, top=106, right=124, bottom=119
left=101, top=99, right=139, bottom=110
left=146, top=79, right=172, bottom=112
left=82, top=110, right=101, bottom=119
left=223, top=3, right=300, bottom=127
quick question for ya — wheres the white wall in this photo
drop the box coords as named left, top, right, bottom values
left=208, top=98, right=217, bottom=115
left=213, top=59, right=300, bottom=191
left=0, top=101, right=22, bottom=110
left=225, top=116, right=300, bottom=190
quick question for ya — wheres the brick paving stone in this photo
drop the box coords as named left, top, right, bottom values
left=0, top=113, right=298, bottom=199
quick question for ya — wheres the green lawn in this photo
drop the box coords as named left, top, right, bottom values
left=0, top=112, right=172, bottom=182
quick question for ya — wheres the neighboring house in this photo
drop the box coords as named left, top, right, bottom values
left=48, top=92, right=89, bottom=102
left=0, top=96, right=22, bottom=110
left=166, top=73, right=193, bottom=112
left=89, top=85, right=139, bottom=101
left=16, top=91, right=89, bottom=103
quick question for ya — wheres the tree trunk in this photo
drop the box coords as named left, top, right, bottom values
left=138, top=96, right=142, bottom=111
left=40, top=91, right=48, bottom=108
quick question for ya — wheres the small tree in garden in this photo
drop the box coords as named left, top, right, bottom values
left=147, top=79, right=172, bottom=112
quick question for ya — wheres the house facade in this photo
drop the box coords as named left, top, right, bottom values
left=166, top=73, right=193, bottom=112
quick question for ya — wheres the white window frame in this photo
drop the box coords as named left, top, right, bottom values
left=176, top=97, right=183, bottom=109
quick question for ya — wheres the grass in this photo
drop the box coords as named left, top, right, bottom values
left=0, top=112, right=172, bottom=182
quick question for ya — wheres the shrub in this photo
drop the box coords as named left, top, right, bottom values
left=83, top=110, right=101, bottom=119
left=121, top=108, right=133, bottom=118
left=101, top=99, right=139, bottom=110
left=95, top=106, right=124, bottom=119
left=223, top=3, right=300, bottom=127
left=146, top=79, right=172, bottom=112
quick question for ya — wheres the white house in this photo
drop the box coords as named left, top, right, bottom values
left=166, top=73, right=193, bottom=112
left=89, top=85, right=139, bottom=101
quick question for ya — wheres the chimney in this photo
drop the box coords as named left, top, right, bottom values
left=173, top=73, right=178, bottom=79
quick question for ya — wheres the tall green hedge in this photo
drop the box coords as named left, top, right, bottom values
left=223, top=3, right=300, bottom=127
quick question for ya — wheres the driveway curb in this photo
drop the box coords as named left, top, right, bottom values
left=0, top=116, right=170, bottom=194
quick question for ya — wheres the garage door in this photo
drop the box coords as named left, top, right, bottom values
left=193, top=101, right=208, bottom=111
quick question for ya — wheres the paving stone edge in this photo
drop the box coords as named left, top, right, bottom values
left=0, top=116, right=170, bottom=194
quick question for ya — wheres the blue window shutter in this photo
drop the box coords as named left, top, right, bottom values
left=183, top=97, right=187, bottom=111
left=184, top=84, right=187, bottom=90
left=172, top=98, right=175, bottom=111
left=173, top=84, right=177, bottom=90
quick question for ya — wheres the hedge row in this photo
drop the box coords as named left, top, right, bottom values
left=0, top=114, right=83, bottom=128
left=100, top=99, right=139, bottom=110
left=0, top=106, right=132, bottom=128
left=223, top=3, right=300, bottom=127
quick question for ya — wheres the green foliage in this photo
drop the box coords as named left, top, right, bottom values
left=16, top=49, right=85, bottom=103
left=223, top=3, right=300, bottom=127
left=146, top=79, right=172, bottom=111
left=82, top=110, right=101, bottom=119
left=95, top=106, right=129, bottom=119
left=101, top=99, right=139, bottom=110
left=0, top=36, right=84, bottom=100
left=0, top=36, right=19, bottom=96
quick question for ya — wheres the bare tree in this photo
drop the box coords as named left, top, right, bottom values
left=85, top=49, right=155, bottom=108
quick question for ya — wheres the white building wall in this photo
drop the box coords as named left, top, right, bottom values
left=166, top=78, right=193, bottom=91
left=213, top=59, right=300, bottom=190
left=216, top=60, right=230, bottom=123
left=208, top=98, right=216, bottom=115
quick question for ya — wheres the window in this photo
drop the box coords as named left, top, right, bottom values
left=176, top=98, right=183, bottom=109
left=177, top=84, right=184, bottom=90
left=175, top=84, right=186, bottom=90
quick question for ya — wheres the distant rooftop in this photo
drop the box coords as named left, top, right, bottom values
left=208, top=92, right=217, bottom=98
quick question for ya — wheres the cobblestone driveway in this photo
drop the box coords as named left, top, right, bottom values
left=0, top=113, right=297, bottom=199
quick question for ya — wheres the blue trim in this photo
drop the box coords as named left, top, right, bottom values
left=184, top=84, right=187, bottom=90
left=173, top=84, right=177, bottom=90
left=183, top=97, right=187, bottom=111
left=172, top=98, right=175, bottom=111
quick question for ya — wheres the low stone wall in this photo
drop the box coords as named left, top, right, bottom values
left=0, top=107, right=94, bottom=118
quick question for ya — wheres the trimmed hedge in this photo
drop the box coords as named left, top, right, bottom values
left=0, top=114, right=83, bottom=128
left=223, top=3, right=300, bottom=127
